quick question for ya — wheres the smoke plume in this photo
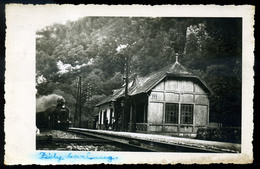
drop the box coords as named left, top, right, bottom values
left=36, top=94, right=64, bottom=113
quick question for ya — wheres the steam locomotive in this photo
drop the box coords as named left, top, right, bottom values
left=36, top=97, right=71, bottom=130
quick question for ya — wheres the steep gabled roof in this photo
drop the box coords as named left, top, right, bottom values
left=96, top=61, right=211, bottom=107
left=128, top=66, right=169, bottom=95
left=95, top=87, right=125, bottom=107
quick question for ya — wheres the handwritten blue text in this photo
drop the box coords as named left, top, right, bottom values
left=39, top=152, right=118, bottom=163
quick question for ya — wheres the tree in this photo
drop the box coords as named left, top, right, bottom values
left=205, top=64, right=241, bottom=126
left=36, top=17, right=242, bottom=127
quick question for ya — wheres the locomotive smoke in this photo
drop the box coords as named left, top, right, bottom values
left=36, top=94, right=64, bottom=113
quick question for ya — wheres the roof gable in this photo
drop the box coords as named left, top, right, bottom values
left=167, top=61, right=193, bottom=76
left=96, top=61, right=211, bottom=107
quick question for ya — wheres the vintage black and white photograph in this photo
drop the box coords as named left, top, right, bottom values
left=5, top=5, right=254, bottom=164
left=35, top=16, right=242, bottom=153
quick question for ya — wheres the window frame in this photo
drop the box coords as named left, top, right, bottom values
left=165, top=103, right=179, bottom=124
left=180, top=104, right=194, bottom=124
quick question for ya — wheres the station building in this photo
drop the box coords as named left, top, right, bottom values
left=96, top=59, right=211, bottom=137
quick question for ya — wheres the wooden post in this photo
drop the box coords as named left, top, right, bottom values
left=133, top=98, right=136, bottom=132
left=99, top=110, right=102, bottom=129
left=129, top=103, right=132, bottom=131
left=79, top=76, right=82, bottom=127
left=123, top=54, right=129, bottom=131
left=74, top=77, right=80, bottom=127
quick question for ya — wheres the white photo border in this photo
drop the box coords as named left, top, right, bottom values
left=5, top=4, right=255, bottom=165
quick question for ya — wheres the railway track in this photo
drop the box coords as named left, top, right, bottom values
left=66, top=129, right=156, bottom=152
left=37, top=130, right=154, bottom=151
left=67, top=128, right=241, bottom=153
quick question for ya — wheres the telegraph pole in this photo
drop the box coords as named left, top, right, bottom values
left=86, top=83, right=92, bottom=128
left=79, top=76, right=82, bottom=127
left=74, top=77, right=80, bottom=127
left=123, top=54, right=129, bottom=131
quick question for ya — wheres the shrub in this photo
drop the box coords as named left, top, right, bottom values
left=196, top=127, right=241, bottom=143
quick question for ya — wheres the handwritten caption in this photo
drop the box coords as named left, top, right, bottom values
left=39, top=152, right=118, bottom=163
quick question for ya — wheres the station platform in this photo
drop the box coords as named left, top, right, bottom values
left=70, top=127, right=241, bottom=153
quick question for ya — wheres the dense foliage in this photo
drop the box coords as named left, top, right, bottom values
left=36, top=17, right=242, bottom=127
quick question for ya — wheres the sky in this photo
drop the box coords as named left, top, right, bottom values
left=30, top=5, right=98, bottom=30
left=35, top=15, right=84, bottom=30
left=9, top=4, right=252, bottom=31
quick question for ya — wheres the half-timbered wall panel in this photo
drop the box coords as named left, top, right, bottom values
left=153, top=81, right=164, bottom=90
left=195, top=95, right=209, bottom=104
left=150, top=91, right=164, bottom=101
left=148, top=102, right=163, bottom=124
left=180, top=94, right=194, bottom=103
left=179, top=126, right=193, bottom=133
left=195, top=105, right=208, bottom=125
left=194, top=83, right=205, bottom=93
left=165, top=93, right=179, bottom=102
left=165, top=80, right=178, bottom=91
left=164, top=125, right=178, bottom=132
left=165, top=80, right=194, bottom=92
left=180, top=81, right=194, bottom=92
left=149, top=125, right=163, bottom=132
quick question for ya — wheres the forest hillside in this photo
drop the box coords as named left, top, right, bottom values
left=36, top=17, right=242, bottom=127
